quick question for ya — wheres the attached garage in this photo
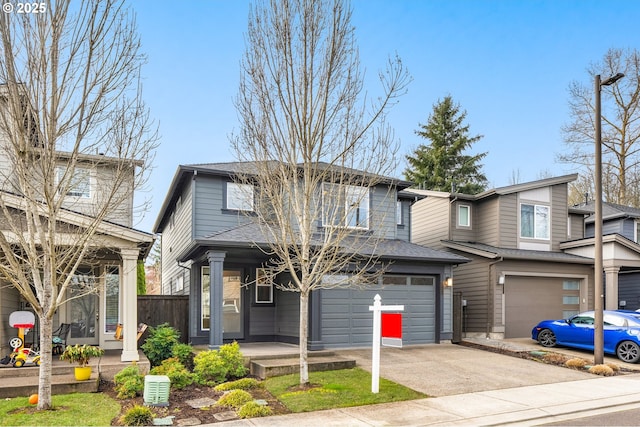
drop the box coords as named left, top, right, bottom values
left=504, top=276, right=581, bottom=338
left=320, top=275, right=437, bottom=347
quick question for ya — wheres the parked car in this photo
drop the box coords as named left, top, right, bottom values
left=531, top=310, right=640, bottom=363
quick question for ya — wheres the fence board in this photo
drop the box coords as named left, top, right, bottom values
left=138, top=295, right=189, bottom=343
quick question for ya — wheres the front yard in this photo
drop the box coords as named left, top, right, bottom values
left=0, top=368, right=425, bottom=426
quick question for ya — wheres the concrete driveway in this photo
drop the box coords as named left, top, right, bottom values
left=338, top=342, right=599, bottom=397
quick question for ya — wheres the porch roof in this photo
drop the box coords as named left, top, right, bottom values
left=177, top=222, right=469, bottom=265
left=441, top=240, right=594, bottom=264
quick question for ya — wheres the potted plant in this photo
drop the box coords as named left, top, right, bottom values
left=60, top=344, right=104, bottom=381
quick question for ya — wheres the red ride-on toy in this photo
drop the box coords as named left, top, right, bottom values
left=1, top=311, right=40, bottom=368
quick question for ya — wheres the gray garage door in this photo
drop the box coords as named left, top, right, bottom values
left=320, top=275, right=436, bottom=348
left=505, top=277, right=580, bottom=338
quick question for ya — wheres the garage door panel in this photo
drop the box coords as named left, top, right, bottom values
left=505, top=277, right=580, bottom=338
left=321, top=280, right=435, bottom=347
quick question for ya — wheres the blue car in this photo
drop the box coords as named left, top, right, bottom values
left=531, top=310, right=640, bottom=363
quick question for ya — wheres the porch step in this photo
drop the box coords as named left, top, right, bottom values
left=0, top=370, right=99, bottom=399
left=0, top=364, right=77, bottom=379
left=250, top=355, right=356, bottom=379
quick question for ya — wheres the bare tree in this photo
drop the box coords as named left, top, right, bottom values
left=0, top=1, right=157, bottom=409
left=559, top=48, right=640, bottom=207
left=233, top=0, right=410, bottom=385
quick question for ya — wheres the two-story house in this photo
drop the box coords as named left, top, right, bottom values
left=0, top=90, right=153, bottom=361
left=563, top=201, right=640, bottom=311
left=153, top=162, right=468, bottom=349
left=409, top=174, right=600, bottom=339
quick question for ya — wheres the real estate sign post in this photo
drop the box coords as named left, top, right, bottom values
left=369, top=294, right=404, bottom=393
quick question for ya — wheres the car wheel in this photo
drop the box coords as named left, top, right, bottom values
left=616, top=341, right=640, bottom=363
left=538, top=329, right=556, bottom=347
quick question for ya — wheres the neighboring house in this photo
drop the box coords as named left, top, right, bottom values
left=153, top=162, right=468, bottom=349
left=409, top=174, right=599, bottom=339
left=0, top=94, right=153, bottom=359
left=566, top=201, right=640, bottom=311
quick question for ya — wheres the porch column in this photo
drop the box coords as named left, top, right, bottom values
left=604, top=266, right=621, bottom=310
left=206, top=251, right=226, bottom=350
left=120, top=248, right=140, bottom=362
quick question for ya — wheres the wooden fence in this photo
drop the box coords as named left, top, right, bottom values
left=137, top=295, right=189, bottom=343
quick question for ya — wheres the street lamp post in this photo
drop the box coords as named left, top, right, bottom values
left=594, top=72, right=624, bottom=365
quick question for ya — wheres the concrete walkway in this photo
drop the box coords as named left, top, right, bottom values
left=214, top=339, right=640, bottom=426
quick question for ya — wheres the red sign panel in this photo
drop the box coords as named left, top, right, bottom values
left=381, top=313, right=402, bottom=339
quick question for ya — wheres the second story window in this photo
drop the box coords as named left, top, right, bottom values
left=396, top=201, right=403, bottom=225
left=226, top=182, right=254, bottom=212
left=56, top=167, right=92, bottom=199
left=520, top=203, right=550, bottom=240
left=345, top=185, right=369, bottom=229
left=322, top=183, right=369, bottom=229
left=458, top=204, right=471, bottom=227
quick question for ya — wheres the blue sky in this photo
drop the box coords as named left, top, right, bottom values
left=131, top=0, right=640, bottom=232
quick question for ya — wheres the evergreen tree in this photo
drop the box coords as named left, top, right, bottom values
left=405, top=96, right=488, bottom=194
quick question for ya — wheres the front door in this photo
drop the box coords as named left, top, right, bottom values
left=66, top=272, right=99, bottom=345
left=223, top=269, right=243, bottom=340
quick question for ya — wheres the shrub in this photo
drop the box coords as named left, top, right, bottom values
left=172, top=342, right=195, bottom=370
left=218, top=341, right=248, bottom=378
left=542, top=353, right=568, bottom=365
left=565, top=358, right=588, bottom=369
left=193, top=342, right=248, bottom=386
left=114, top=365, right=145, bottom=399
left=150, top=357, right=194, bottom=390
left=606, top=362, right=620, bottom=372
left=216, top=389, right=253, bottom=409
left=141, top=323, right=181, bottom=366
left=238, top=401, right=273, bottom=418
left=120, top=405, right=154, bottom=426
left=588, top=364, right=615, bottom=376
left=214, top=378, right=260, bottom=391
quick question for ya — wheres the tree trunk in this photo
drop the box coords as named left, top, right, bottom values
left=37, top=316, right=53, bottom=410
left=299, top=290, right=309, bottom=385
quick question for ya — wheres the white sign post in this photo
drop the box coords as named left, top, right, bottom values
left=369, top=294, right=404, bottom=393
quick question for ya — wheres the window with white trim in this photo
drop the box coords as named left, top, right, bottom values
left=397, top=201, right=403, bottom=225
left=56, top=167, right=92, bottom=199
left=322, top=183, right=369, bottom=229
left=520, top=203, right=550, bottom=239
left=635, top=220, right=640, bottom=244
left=255, top=268, right=273, bottom=303
left=226, top=182, right=254, bottom=211
left=201, top=266, right=210, bottom=330
left=458, top=204, right=471, bottom=227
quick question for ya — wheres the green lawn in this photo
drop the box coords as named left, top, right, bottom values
left=0, top=393, right=120, bottom=426
left=264, top=367, right=427, bottom=412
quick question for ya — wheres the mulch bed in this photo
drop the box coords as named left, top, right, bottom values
left=459, top=341, right=638, bottom=375
left=101, top=379, right=290, bottom=426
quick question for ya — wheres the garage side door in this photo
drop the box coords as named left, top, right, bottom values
left=321, top=276, right=436, bottom=348
left=505, top=277, right=580, bottom=338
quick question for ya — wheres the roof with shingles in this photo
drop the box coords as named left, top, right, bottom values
left=177, top=221, right=469, bottom=264
left=441, top=240, right=594, bottom=264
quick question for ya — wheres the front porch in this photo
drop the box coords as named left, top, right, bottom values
left=0, top=343, right=356, bottom=398
left=0, top=350, right=150, bottom=399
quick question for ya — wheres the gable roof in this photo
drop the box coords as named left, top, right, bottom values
left=1, top=190, right=154, bottom=259
left=441, top=240, right=594, bottom=264
left=579, top=201, right=640, bottom=224
left=154, top=161, right=414, bottom=233
left=404, top=174, right=579, bottom=202
left=177, top=221, right=469, bottom=265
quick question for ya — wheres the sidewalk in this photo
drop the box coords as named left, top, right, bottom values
left=216, top=375, right=640, bottom=426
left=214, top=339, right=640, bottom=426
